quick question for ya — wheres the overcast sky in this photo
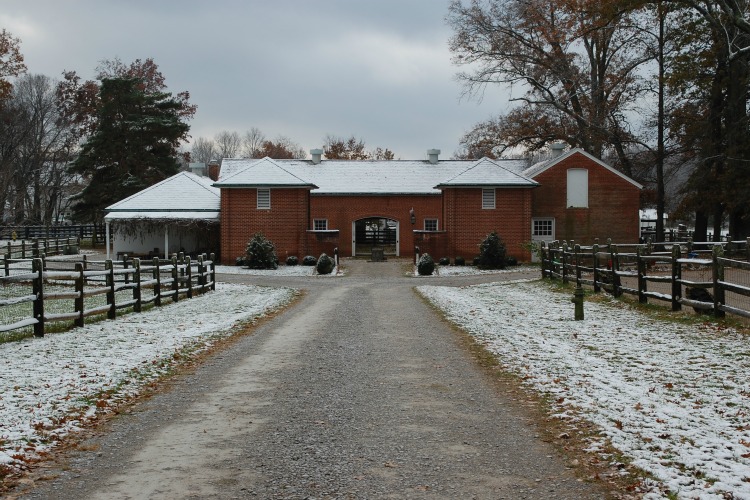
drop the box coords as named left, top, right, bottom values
left=2, top=0, right=513, bottom=160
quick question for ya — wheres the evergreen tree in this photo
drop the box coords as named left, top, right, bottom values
left=70, top=77, right=189, bottom=222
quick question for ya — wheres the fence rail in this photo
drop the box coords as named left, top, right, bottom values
left=0, top=252, right=216, bottom=339
left=0, top=224, right=104, bottom=241
left=0, top=237, right=80, bottom=269
left=541, top=237, right=750, bottom=320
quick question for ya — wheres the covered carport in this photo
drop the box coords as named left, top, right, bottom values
left=104, top=171, right=220, bottom=260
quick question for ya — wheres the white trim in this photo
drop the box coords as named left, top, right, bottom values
left=105, top=221, right=111, bottom=260
left=313, top=218, right=328, bottom=231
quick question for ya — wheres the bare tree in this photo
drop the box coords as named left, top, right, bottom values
left=214, top=130, right=241, bottom=159
left=242, top=127, right=265, bottom=158
left=190, top=136, right=217, bottom=163
left=6, top=74, right=77, bottom=224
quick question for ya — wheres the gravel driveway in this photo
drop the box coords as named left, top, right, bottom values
left=18, top=259, right=610, bottom=499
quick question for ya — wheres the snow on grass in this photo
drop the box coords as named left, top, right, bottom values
left=0, top=283, right=295, bottom=471
left=418, top=280, right=750, bottom=499
left=215, top=264, right=341, bottom=276
left=413, top=265, right=538, bottom=277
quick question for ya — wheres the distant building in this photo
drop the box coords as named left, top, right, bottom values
left=105, top=148, right=642, bottom=264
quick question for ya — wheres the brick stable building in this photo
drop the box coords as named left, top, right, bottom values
left=212, top=147, right=642, bottom=265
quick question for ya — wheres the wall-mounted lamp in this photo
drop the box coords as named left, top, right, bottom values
left=410, top=208, right=416, bottom=225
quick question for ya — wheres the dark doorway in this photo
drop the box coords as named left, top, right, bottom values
left=354, top=218, right=398, bottom=256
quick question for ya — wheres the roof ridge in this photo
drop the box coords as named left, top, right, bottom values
left=439, top=157, right=534, bottom=185
left=218, top=157, right=314, bottom=186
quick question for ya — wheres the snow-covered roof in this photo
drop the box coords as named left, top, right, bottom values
left=523, top=148, right=643, bottom=189
left=105, top=171, right=220, bottom=221
left=215, top=157, right=317, bottom=189
left=435, top=157, right=539, bottom=188
left=216, top=157, right=535, bottom=195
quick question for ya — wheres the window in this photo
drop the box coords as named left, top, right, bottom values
left=532, top=218, right=554, bottom=237
left=482, top=188, right=495, bottom=209
left=257, top=188, right=270, bottom=209
left=424, top=219, right=438, bottom=232
left=566, top=169, right=588, bottom=208
left=313, top=219, right=328, bottom=231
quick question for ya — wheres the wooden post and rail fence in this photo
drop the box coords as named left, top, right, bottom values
left=540, top=237, right=750, bottom=320
left=0, top=252, right=216, bottom=338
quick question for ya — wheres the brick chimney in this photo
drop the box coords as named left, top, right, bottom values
left=207, top=160, right=220, bottom=181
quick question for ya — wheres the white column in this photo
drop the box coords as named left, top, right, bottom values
left=164, top=228, right=169, bottom=259
left=105, top=221, right=111, bottom=260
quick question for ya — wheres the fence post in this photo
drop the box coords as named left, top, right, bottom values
left=574, top=244, right=582, bottom=286
left=712, top=245, right=726, bottom=318
left=197, top=255, right=205, bottom=294
left=22, top=240, right=26, bottom=259
left=153, top=257, right=161, bottom=307
left=122, top=255, right=130, bottom=284
left=105, top=259, right=116, bottom=319
left=32, top=258, right=44, bottom=337
left=4, top=242, right=9, bottom=277
left=74, top=262, right=84, bottom=327
left=611, top=244, right=622, bottom=297
left=171, top=255, right=179, bottom=302
left=746, top=236, right=750, bottom=262
left=592, top=243, right=600, bottom=293
left=185, top=256, right=193, bottom=299
left=637, top=246, right=647, bottom=304
left=210, top=252, right=216, bottom=291
left=133, top=258, right=142, bottom=313
left=561, top=242, right=569, bottom=284
left=671, top=245, right=682, bottom=311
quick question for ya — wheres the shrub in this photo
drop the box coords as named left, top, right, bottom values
left=417, top=253, right=435, bottom=275
left=235, top=256, right=246, bottom=266
left=472, top=256, right=480, bottom=266
left=302, top=255, right=317, bottom=266
left=506, top=256, right=518, bottom=266
left=478, top=231, right=506, bottom=269
left=454, top=256, right=465, bottom=266
left=245, top=232, right=278, bottom=269
left=316, top=253, right=335, bottom=274
left=439, top=257, right=450, bottom=266
left=286, top=255, right=299, bottom=266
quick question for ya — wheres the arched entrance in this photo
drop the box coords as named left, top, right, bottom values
left=352, top=217, right=399, bottom=257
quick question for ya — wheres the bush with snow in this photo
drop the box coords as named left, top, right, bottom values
left=316, top=253, right=334, bottom=274
left=302, top=255, right=317, bottom=266
left=286, top=255, right=298, bottom=266
left=478, top=231, right=506, bottom=269
left=417, top=253, right=435, bottom=275
left=245, top=233, right=278, bottom=270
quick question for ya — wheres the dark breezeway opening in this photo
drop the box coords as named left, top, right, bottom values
left=353, top=218, right=399, bottom=256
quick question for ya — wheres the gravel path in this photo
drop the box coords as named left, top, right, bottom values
left=18, top=259, right=610, bottom=499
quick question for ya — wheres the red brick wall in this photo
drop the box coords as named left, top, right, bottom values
left=310, top=194, right=442, bottom=256
left=219, top=188, right=310, bottom=265
left=443, top=187, right=533, bottom=261
left=531, top=153, right=641, bottom=244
